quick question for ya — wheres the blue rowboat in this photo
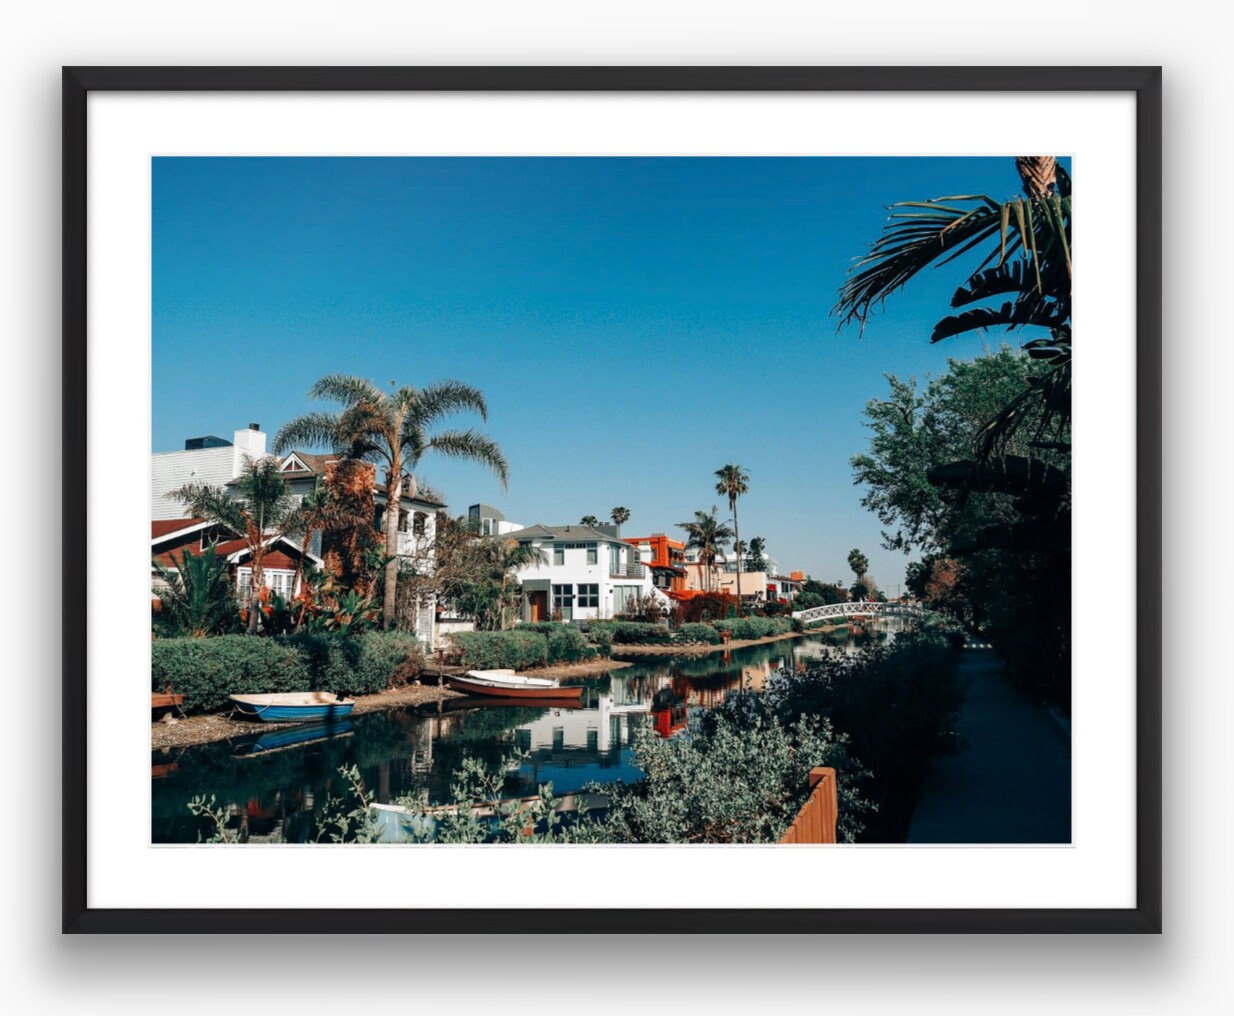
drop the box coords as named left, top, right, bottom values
left=232, top=720, right=354, bottom=757
left=229, top=692, right=356, bottom=723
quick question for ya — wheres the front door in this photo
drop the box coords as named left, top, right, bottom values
left=529, top=591, right=549, bottom=622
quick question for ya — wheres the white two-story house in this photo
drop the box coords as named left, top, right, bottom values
left=503, top=522, right=662, bottom=622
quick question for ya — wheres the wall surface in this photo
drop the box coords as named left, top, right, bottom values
left=3, top=3, right=1226, bottom=1014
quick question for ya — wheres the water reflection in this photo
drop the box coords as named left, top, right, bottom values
left=151, top=633, right=872, bottom=843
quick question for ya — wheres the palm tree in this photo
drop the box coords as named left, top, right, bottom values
left=610, top=506, right=631, bottom=529
left=847, top=549, right=870, bottom=598
left=489, top=537, right=549, bottom=629
left=171, top=456, right=298, bottom=633
left=274, top=375, right=509, bottom=629
left=152, top=544, right=240, bottom=637
left=715, top=465, right=750, bottom=608
left=834, top=157, right=1071, bottom=459
left=579, top=515, right=600, bottom=527
left=678, top=507, right=734, bottom=593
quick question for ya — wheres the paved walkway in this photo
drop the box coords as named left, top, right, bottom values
left=907, top=648, right=1071, bottom=843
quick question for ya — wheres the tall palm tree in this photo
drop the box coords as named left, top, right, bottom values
left=274, top=375, right=509, bottom=629
left=834, top=157, right=1071, bottom=459
left=678, top=507, right=734, bottom=593
left=171, top=456, right=298, bottom=633
left=715, top=465, right=750, bottom=608
left=610, top=506, right=631, bottom=529
left=847, top=549, right=870, bottom=596
left=580, top=515, right=601, bottom=527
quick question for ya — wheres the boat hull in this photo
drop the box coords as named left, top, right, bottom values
left=229, top=693, right=356, bottom=723
left=446, top=675, right=583, bottom=701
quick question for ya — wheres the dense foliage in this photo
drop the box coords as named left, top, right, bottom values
left=712, top=616, right=793, bottom=640
left=152, top=630, right=422, bottom=713
left=449, top=629, right=549, bottom=670
left=515, top=622, right=597, bottom=663
left=152, top=545, right=242, bottom=638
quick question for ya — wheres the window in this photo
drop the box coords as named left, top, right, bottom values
left=413, top=512, right=427, bottom=537
left=236, top=568, right=253, bottom=599
left=587, top=545, right=598, bottom=565
left=577, top=584, right=599, bottom=608
left=609, top=545, right=622, bottom=573
left=553, top=584, right=573, bottom=611
left=553, top=545, right=564, bottom=566
left=612, top=585, right=641, bottom=615
left=482, top=518, right=492, bottom=536
left=268, top=570, right=295, bottom=600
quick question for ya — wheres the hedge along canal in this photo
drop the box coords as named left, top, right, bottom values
left=151, top=633, right=856, bottom=843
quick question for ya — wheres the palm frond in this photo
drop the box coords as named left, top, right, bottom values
left=406, top=379, right=490, bottom=428
left=272, top=412, right=343, bottom=454
left=422, top=429, right=510, bottom=489
left=309, top=373, right=383, bottom=409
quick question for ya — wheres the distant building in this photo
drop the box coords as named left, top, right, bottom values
left=624, top=534, right=689, bottom=599
left=503, top=522, right=660, bottom=621
left=467, top=503, right=524, bottom=537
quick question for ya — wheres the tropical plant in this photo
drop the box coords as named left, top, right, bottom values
left=715, top=464, right=750, bottom=606
left=579, top=514, right=600, bottom=527
left=677, top=507, right=734, bottom=593
left=610, top=506, right=631, bottom=528
left=274, top=375, right=509, bottom=629
left=171, top=456, right=299, bottom=633
left=152, top=544, right=241, bottom=637
left=847, top=549, right=870, bottom=590
left=286, top=473, right=374, bottom=631
left=834, top=156, right=1071, bottom=461
left=491, top=537, right=549, bottom=629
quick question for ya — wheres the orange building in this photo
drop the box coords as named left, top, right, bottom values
left=624, top=533, right=692, bottom=599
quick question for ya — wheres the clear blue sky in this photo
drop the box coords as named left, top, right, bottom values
left=153, top=155, right=1046, bottom=593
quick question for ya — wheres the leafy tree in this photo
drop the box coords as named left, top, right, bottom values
left=610, top=506, right=631, bottom=528
left=835, top=156, right=1071, bottom=460
left=579, top=515, right=600, bottom=527
left=715, top=464, right=750, bottom=607
left=747, top=536, right=768, bottom=572
left=286, top=472, right=374, bottom=631
left=850, top=581, right=870, bottom=602
left=274, top=375, right=509, bottom=630
left=171, top=456, right=298, bottom=633
left=152, top=544, right=241, bottom=637
left=677, top=507, right=734, bottom=593
left=801, top=579, right=846, bottom=605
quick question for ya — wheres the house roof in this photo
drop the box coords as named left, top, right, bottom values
left=504, top=523, right=628, bottom=545
left=278, top=451, right=446, bottom=508
left=151, top=518, right=211, bottom=543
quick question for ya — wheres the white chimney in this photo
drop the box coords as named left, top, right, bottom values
left=231, top=423, right=267, bottom=473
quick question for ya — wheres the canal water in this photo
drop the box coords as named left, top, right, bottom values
left=151, top=631, right=870, bottom=843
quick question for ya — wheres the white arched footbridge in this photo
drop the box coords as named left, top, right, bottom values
left=792, top=600, right=928, bottom=626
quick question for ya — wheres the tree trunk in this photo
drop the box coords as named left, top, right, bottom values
left=248, top=541, right=263, bottom=634
left=732, top=503, right=742, bottom=614
left=383, top=468, right=403, bottom=630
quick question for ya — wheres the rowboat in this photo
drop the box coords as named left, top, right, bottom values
left=232, top=720, right=354, bottom=758
left=228, top=691, right=356, bottom=723
left=446, top=669, right=584, bottom=701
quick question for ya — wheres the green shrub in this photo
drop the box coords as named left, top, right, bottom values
left=451, top=630, right=549, bottom=670
left=713, top=616, right=792, bottom=640
left=609, top=621, right=674, bottom=644
left=152, top=631, right=423, bottom=714
left=678, top=622, right=722, bottom=644
left=515, top=622, right=598, bottom=663
left=586, top=624, right=613, bottom=657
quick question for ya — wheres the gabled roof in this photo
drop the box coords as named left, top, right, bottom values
left=151, top=518, right=212, bottom=544
left=279, top=451, right=446, bottom=508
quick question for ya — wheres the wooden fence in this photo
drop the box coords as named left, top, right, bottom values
left=780, top=766, right=838, bottom=844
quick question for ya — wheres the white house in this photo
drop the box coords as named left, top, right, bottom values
left=502, top=522, right=662, bottom=622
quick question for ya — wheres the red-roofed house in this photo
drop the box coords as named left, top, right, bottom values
left=151, top=518, right=323, bottom=602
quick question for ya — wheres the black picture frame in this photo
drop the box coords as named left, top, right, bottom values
left=63, top=65, right=1162, bottom=934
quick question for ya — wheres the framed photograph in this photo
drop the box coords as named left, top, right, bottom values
left=64, top=66, right=1161, bottom=933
